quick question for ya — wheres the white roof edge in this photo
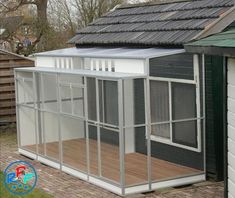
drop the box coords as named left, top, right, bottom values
left=34, top=47, right=185, bottom=59
left=14, top=67, right=147, bottom=79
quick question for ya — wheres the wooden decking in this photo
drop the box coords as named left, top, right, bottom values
left=26, top=139, right=202, bottom=186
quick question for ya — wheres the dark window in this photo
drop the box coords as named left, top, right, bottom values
left=149, top=53, right=194, bottom=80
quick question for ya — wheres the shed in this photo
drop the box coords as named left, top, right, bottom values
left=14, top=0, right=235, bottom=196
left=185, top=28, right=235, bottom=198
left=0, top=49, right=34, bottom=124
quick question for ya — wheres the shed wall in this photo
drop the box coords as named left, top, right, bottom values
left=205, top=55, right=224, bottom=180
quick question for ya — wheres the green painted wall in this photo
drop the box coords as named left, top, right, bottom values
left=205, top=55, right=224, bottom=181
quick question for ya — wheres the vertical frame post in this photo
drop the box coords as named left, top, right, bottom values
left=33, top=72, right=39, bottom=157
left=145, top=77, right=152, bottom=190
left=194, top=54, right=202, bottom=152
left=202, top=54, right=206, bottom=175
left=56, top=73, right=63, bottom=170
left=118, top=79, right=125, bottom=195
left=84, top=77, right=90, bottom=179
left=95, top=78, right=102, bottom=177
left=14, top=70, right=21, bottom=149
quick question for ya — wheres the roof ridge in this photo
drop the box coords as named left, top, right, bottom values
left=119, top=0, right=201, bottom=9
left=102, top=5, right=232, bottom=19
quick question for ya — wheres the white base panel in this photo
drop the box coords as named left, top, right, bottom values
left=88, top=176, right=122, bottom=195
left=62, top=165, right=87, bottom=180
left=125, top=174, right=205, bottom=195
left=18, top=148, right=37, bottom=159
left=37, top=156, right=60, bottom=169
left=151, top=174, right=205, bottom=190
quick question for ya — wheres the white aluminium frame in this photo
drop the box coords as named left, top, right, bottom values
left=148, top=54, right=203, bottom=152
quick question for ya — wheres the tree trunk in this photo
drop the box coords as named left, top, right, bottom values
left=36, top=0, right=48, bottom=51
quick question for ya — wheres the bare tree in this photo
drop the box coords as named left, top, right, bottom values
left=72, top=0, right=126, bottom=28
left=0, top=0, right=49, bottom=52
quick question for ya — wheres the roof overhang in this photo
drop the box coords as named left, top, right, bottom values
left=185, top=28, right=235, bottom=57
left=15, top=67, right=147, bottom=80
left=185, top=45, right=235, bottom=57
left=34, top=47, right=185, bottom=60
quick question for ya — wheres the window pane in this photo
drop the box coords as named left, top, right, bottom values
left=152, top=124, right=170, bottom=139
left=172, top=121, right=197, bottom=148
left=150, top=81, right=169, bottom=123
left=172, top=83, right=196, bottom=120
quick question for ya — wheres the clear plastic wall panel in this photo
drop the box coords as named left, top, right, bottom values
left=17, top=71, right=33, bottom=79
left=88, top=124, right=98, bottom=176
left=41, top=73, right=58, bottom=112
left=42, top=111, right=59, bottom=161
left=133, top=79, right=146, bottom=125
left=150, top=81, right=170, bottom=139
left=98, top=80, right=119, bottom=126
left=149, top=53, right=194, bottom=80
left=19, top=106, right=36, bottom=152
left=61, top=115, right=87, bottom=172
left=38, top=111, right=45, bottom=156
left=100, top=127, right=120, bottom=184
left=124, top=127, right=148, bottom=186
left=172, top=83, right=197, bottom=147
left=60, top=85, right=72, bottom=114
left=123, top=79, right=135, bottom=127
left=87, top=77, right=97, bottom=121
left=172, top=121, right=197, bottom=148
left=72, top=87, right=84, bottom=117
left=149, top=80, right=204, bottom=182
left=17, top=76, right=34, bottom=107
left=59, top=73, right=83, bottom=85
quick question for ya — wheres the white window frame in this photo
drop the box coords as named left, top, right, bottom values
left=149, top=55, right=202, bottom=152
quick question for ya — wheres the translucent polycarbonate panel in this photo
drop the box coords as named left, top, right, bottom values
left=150, top=81, right=169, bottom=123
left=173, top=121, right=197, bottom=148
left=41, top=73, right=58, bottom=112
left=151, top=122, right=203, bottom=183
left=72, top=87, right=84, bottom=117
left=133, top=79, right=146, bottom=125
left=100, top=127, right=120, bottom=184
left=61, top=115, right=87, bottom=172
left=123, top=79, right=135, bottom=127
left=88, top=124, right=98, bottom=176
left=98, top=80, right=119, bottom=126
left=60, top=85, right=72, bottom=114
left=172, top=83, right=196, bottom=120
left=87, top=77, right=97, bottom=121
left=124, top=126, right=148, bottom=186
left=17, top=79, right=34, bottom=107
left=42, top=111, right=59, bottom=161
left=59, top=73, right=83, bottom=85
left=37, top=111, right=45, bottom=156
left=19, top=106, right=36, bottom=152
left=151, top=124, right=170, bottom=139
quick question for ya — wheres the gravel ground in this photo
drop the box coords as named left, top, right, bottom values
left=0, top=124, right=224, bottom=198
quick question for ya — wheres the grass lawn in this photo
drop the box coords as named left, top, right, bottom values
left=0, top=171, right=53, bottom=198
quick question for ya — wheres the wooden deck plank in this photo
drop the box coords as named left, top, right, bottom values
left=25, top=138, right=202, bottom=186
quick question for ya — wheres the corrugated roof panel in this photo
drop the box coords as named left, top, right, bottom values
left=35, top=47, right=184, bottom=59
